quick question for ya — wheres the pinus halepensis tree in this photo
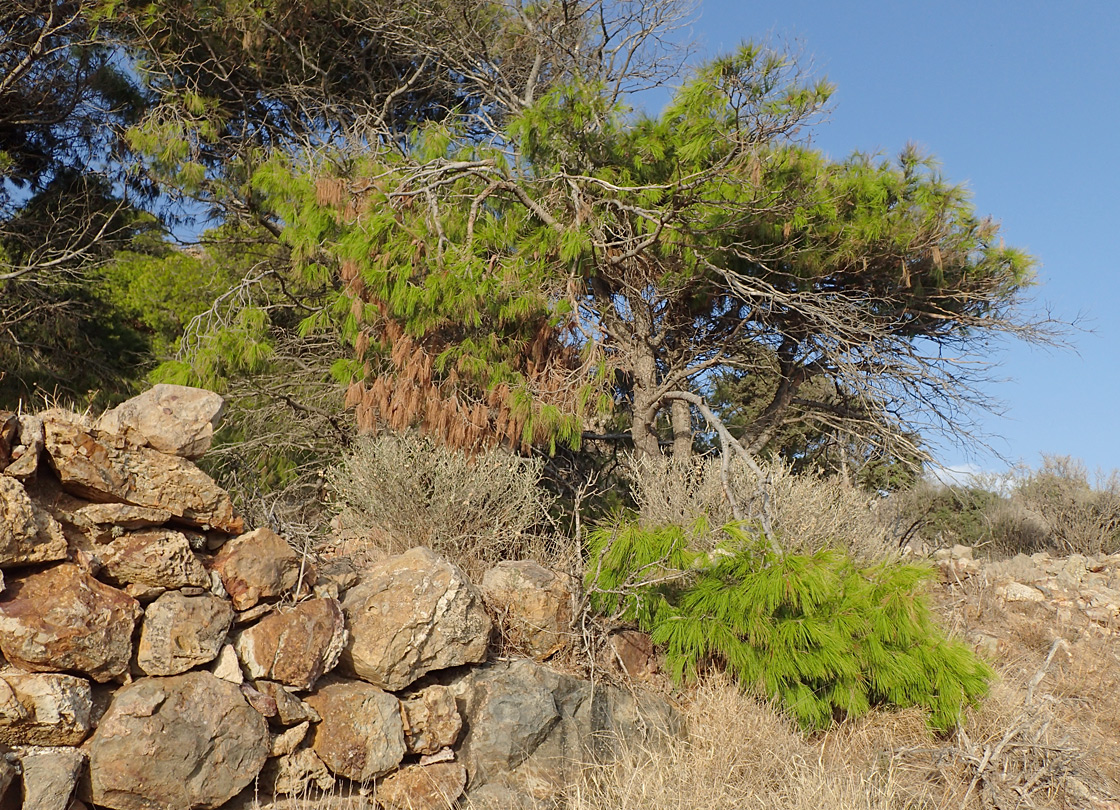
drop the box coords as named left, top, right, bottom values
left=253, top=42, right=1054, bottom=481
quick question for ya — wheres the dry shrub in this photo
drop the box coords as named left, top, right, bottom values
left=566, top=674, right=940, bottom=810
left=1012, top=455, right=1120, bottom=556
left=326, top=432, right=567, bottom=579
left=629, top=454, right=895, bottom=561
left=983, top=497, right=1051, bottom=556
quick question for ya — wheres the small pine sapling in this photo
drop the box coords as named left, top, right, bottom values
left=586, top=520, right=991, bottom=732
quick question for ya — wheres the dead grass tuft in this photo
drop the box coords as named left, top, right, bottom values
left=629, top=455, right=896, bottom=562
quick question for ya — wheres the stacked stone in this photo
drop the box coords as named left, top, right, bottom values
left=0, top=386, right=677, bottom=810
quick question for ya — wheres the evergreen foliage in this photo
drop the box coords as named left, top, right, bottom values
left=240, top=39, right=1048, bottom=468
left=587, top=520, right=992, bottom=732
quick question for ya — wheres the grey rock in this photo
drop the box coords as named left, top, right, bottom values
left=16, top=746, right=84, bottom=810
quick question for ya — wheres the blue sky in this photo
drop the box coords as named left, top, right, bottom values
left=653, top=0, right=1120, bottom=476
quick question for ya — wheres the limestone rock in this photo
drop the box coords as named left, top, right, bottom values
left=0, top=413, right=15, bottom=471
left=341, top=547, right=491, bottom=691
left=270, top=721, right=310, bottom=757
left=259, top=748, right=335, bottom=797
left=252, top=681, right=321, bottom=726
left=208, top=528, right=307, bottom=610
left=0, top=477, right=67, bottom=568
left=210, top=644, right=245, bottom=684
left=0, top=671, right=92, bottom=746
left=2, top=414, right=43, bottom=480
left=463, top=782, right=540, bottom=810
left=16, top=747, right=84, bottom=810
left=304, top=678, right=405, bottom=782
left=401, top=685, right=462, bottom=755
left=100, top=529, right=209, bottom=590
left=377, top=762, right=467, bottom=810
left=234, top=598, right=346, bottom=691
left=41, top=414, right=241, bottom=533
left=1000, top=581, right=1047, bottom=602
left=96, top=385, right=225, bottom=460
left=75, top=502, right=173, bottom=534
left=481, top=561, right=573, bottom=659
left=87, top=671, right=270, bottom=810
left=0, top=564, right=140, bottom=682
left=136, top=591, right=234, bottom=676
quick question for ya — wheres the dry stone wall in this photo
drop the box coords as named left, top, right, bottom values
left=0, top=386, right=678, bottom=810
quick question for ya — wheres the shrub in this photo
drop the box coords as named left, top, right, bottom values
left=628, top=455, right=895, bottom=562
left=1013, top=455, right=1120, bottom=556
left=586, top=520, right=991, bottom=732
left=327, top=432, right=564, bottom=577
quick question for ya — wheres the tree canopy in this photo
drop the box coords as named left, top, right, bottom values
left=237, top=40, right=1049, bottom=487
left=1, top=0, right=1058, bottom=502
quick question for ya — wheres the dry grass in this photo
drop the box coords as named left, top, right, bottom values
left=929, top=577, right=1120, bottom=806
left=565, top=674, right=940, bottom=810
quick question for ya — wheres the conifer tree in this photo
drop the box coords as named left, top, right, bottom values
left=247, top=41, right=1054, bottom=477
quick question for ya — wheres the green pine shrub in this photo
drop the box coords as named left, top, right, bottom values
left=586, top=520, right=991, bottom=732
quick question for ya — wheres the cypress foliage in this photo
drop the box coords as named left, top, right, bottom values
left=587, top=521, right=991, bottom=732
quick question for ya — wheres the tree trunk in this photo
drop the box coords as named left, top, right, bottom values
left=671, top=398, right=692, bottom=459
left=629, top=302, right=662, bottom=458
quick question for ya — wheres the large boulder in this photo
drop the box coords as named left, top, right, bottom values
left=99, top=529, right=209, bottom=590
left=304, top=678, right=405, bottom=782
left=233, top=598, right=347, bottom=691
left=0, top=476, right=67, bottom=568
left=448, top=660, right=562, bottom=789
left=208, top=528, right=307, bottom=611
left=96, top=385, right=225, bottom=460
left=451, top=659, right=683, bottom=802
left=0, top=671, right=92, bottom=746
left=480, top=561, right=574, bottom=659
left=340, top=547, right=491, bottom=691
left=136, top=591, right=234, bottom=676
left=41, top=414, right=241, bottom=533
left=87, top=671, right=270, bottom=810
left=0, top=564, right=140, bottom=682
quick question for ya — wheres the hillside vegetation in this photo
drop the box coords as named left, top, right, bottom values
left=5, top=2, right=1111, bottom=807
